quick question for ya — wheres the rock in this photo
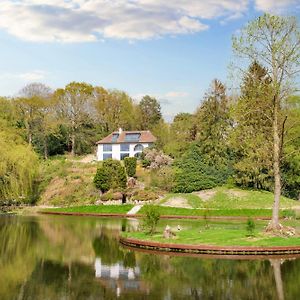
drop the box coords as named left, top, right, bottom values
left=163, top=225, right=176, bottom=239
left=127, top=177, right=136, bottom=188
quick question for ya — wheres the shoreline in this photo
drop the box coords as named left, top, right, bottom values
left=39, top=210, right=276, bottom=220
left=120, top=236, right=300, bottom=256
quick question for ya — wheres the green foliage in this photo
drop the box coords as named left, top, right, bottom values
left=0, top=128, right=39, bottom=204
left=246, top=218, right=255, bottom=237
left=230, top=61, right=273, bottom=190
left=131, top=190, right=159, bottom=202
left=94, top=159, right=127, bottom=193
left=124, top=157, right=137, bottom=177
left=195, top=79, right=233, bottom=168
left=150, top=166, right=176, bottom=192
left=164, top=113, right=196, bottom=158
left=141, top=205, right=161, bottom=235
left=173, top=144, right=230, bottom=193
left=93, top=167, right=110, bottom=193
left=138, top=95, right=162, bottom=129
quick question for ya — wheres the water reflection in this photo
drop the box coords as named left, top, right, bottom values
left=0, top=214, right=299, bottom=300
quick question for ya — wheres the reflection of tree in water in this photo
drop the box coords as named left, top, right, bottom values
left=93, top=229, right=125, bottom=265
left=0, top=216, right=41, bottom=300
left=19, top=260, right=116, bottom=300
left=137, top=255, right=283, bottom=299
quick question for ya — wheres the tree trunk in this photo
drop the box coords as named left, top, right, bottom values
left=71, top=132, right=75, bottom=156
left=268, top=97, right=282, bottom=231
left=270, top=259, right=284, bottom=300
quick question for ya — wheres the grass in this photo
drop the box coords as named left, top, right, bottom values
left=159, top=187, right=298, bottom=209
left=42, top=205, right=133, bottom=214
left=123, top=219, right=300, bottom=247
left=139, top=205, right=294, bottom=218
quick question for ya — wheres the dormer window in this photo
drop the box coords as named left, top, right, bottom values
left=124, top=133, right=141, bottom=142
left=111, top=133, right=119, bottom=142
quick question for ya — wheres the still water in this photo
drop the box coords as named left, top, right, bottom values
left=0, top=214, right=299, bottom=300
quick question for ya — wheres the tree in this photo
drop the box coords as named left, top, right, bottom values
left=165, top=113, right=197, bottom=158
left=195, top=79, right=233, bottom=168
left=231, top=61, right=273, bottom=189
left=232, top=14, right=300, bottom=231
left=94, top=159, right=127, bottom=193
left=173, top=144, right=228, bottom=193
left=54, top=82, right=94, bottom=155
left=0, top=123, right=39, bottom=203
left=281, top=95, right=300, bottom=199
left=94, top=87, right=139, bottom=134
left=138, top=95, right=162, bottom=129
left=15, top=83, right=55, bottom=159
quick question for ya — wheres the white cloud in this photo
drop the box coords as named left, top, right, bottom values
left=0, top=70, right=47, bottom=81
left=0, top=0, right=249, bottom=42
left=0, top=1, right=298, bottom=43
left=18, top=70, right=47, bottom=81
left=255, top=0, right=300, bottom=13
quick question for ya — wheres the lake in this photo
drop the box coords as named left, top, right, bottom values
left=0, top=214, right=299, bottom=299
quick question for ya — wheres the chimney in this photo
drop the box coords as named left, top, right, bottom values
left=118, top=128, right=123, bottom=134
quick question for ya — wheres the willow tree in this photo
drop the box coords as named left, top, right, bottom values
left=233, top=14, right=300, bottom=231
left=0, top=126, right=39, bottom=203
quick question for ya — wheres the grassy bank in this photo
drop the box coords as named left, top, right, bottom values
left=42, top=205, right=133, bottom=214
left=139, top=206, right=295, bottom=218
left=159, top=187, right=297, bottom=209
left=122, top=219, right=300, bottom=247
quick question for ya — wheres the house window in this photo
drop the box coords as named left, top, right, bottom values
left=103, top=144, right=112, bottom=152
left=134, top=144, right=144, bottom=151
left=124, top=133, right=141, bottom=142
left=120, top=153, right=130, bottom=160
left=134, top=152, right=142, bottom=158
left=120, top=143, right=130, bottom=152
left=103, top=153, right=112, bottom=160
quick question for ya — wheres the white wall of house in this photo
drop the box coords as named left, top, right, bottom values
left=96, top=143, right=150, bottom=161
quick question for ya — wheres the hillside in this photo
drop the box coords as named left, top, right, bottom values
left=38, top=156, right=99, bottom=206
left=38, top=156, right=299, bottom=211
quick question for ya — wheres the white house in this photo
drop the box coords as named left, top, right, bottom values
left=96, top=128, right=156, bottom=161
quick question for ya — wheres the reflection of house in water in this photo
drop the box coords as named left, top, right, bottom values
left=94, top=258, right=148, bottom=297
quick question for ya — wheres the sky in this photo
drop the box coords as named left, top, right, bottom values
left=0, top=0, right=299, bottom=120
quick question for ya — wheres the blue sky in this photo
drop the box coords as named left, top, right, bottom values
left=0, top=0, right=299, bottom=120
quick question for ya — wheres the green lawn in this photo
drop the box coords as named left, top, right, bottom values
left=42, top=205, right=133, bottom=214
left=123, top=219, right=300, bottom=247
left=159, top=187, right=298, bottom=209
left=139, top=205, right=294, bottom=218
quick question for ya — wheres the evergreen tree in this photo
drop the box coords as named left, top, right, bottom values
left=231, top=61, right=273, bottom=190
left=195, top=79, right=232, bottom=168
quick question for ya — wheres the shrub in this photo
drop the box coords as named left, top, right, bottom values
left=142, top=148, right=173, bottom=169
left=246, top=218, right=255, bottom=237
left=94, top=167, right=110, bottom=193
left=124, top=157, right=137, bottom=177
left=131, top=190, right=159, bottom=202
left=150, top=166, right=176, bottom=192
left=141, top=205, right=160, bottom=235
left=173, top=144, right=229, bottom=193
left=94, top=159, right=127, bottom=192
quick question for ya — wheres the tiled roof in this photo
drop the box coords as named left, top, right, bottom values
left=96, top=130, right=156, bottom=144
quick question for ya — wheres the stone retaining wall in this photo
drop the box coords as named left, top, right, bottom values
left=120, top=237, right=300, bottom=256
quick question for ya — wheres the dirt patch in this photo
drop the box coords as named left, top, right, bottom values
left=41, top=177, right=65, bottom=203
left=193, top=190, right=216, bottom=201
left=162, top=197, right=192, bottom=208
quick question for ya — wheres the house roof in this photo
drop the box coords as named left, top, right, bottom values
left=96, top=130, right=157, bottom=144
